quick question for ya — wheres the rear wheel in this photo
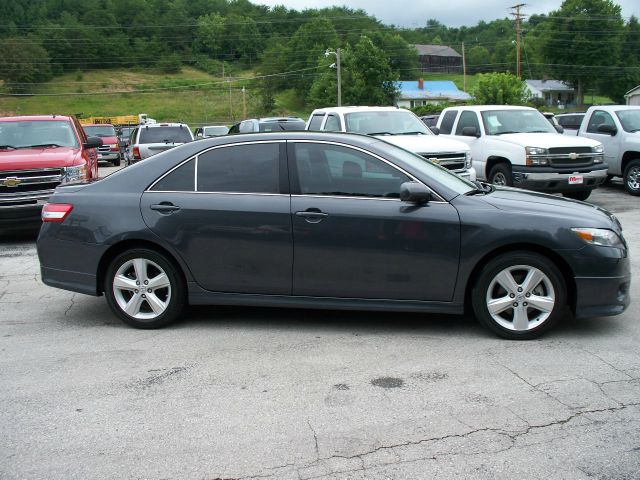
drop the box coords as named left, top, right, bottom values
left=472, top=252, right=567, bottom=340
left=104, top=248, right=185, bottom=328
left=488, top=163, right=513, bottom=187
left=563, top=189, right=592, bottom=201
left=623, top=159, right=640, bottom=196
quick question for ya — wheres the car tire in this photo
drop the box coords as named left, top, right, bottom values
left=104, top=248, right=186, bottom=329
left=623, top=159, right=640, bottom=196
left=604, top=174, right=614, bottom=184
left=471, top=251, right=567, bottom=340
left=563, top=189, right=592, bottom=201
left=488, top=163, right=513, bottom=187
left=113, top=156, right=121, bottom=167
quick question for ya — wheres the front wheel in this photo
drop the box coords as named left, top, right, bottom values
left=104, top=248, right=185, bottom=328
left=472, top=252, right=567, bottom=340
left=112, top=155, right=121, bottom=167
left=623, top=159, right=640, bottom=196
left=563, top=189, right=592, bottom=201
left=488, top=163, right=513, bottom=187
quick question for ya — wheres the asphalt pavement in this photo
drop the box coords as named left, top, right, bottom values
left=1, top=168, right=639, bottom=479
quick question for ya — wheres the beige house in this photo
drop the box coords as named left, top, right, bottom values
left=625, top=85, right=640, bottom=106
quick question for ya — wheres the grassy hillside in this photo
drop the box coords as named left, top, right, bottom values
left=0, top=67, right=303, bottom=126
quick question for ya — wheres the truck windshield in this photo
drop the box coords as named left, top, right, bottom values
left=481, top=110, right=556, bottom=135
left=615, top=109, right=640, bottom=132
left=139, top=126, right=192, bottom=144
left=204, top=126, right=229, bottom=136
left=0, top=120, right=78, bottom=148
left=84, top=125, right=116, bottom=137
left=344, top=111, right=432, bottom=135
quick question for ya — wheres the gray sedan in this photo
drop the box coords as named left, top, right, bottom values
left=37, top=132, right=630, bottom=339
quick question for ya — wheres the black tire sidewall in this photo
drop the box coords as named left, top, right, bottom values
left=623, top=159, right=640, bottom=196
left=472, top=252, right=567, bottom=340
left=104, top=248, right=185, bottom=329
left=563, top=190, right=592, bottom=201
left=489, top=163, right=513, bottom=186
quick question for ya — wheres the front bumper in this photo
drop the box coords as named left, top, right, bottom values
left=0, top=195, right=49, bottom=230
left=97, top=152, right=120, bottom=161
left=456, top=167, right=477, bottom=182
left=512, top=165, right=608, bottom=192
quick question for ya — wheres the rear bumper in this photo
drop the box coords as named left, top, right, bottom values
left=40, top=266, right=99, bottom=296
left=512, top=165, right=608, bottom=192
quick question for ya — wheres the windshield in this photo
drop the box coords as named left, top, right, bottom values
left=481, top=109, right=556, bottom=135
left=259, top=121, right=306, bottom=132
left=615, top=109, right=640, bottom=132
left=374, top=141, right=475, bottom=196
left=119, top=127, right=134, bottom=137
left=139, top=126, right=192, bottom=144
left=0, top=120, right=78, bottom=148
left=345, top=111, right=431, bottom=135
left=84, top=125, right=116, bottom=137
left=204, top=126, right=229, bottom=136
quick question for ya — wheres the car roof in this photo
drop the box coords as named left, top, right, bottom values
left=141, top=123, right=189, bottom=127
left=257, top=117, right=304, bottom=122
left=0, top=115, right=73, bottom=122
left=443, top=105, right=537, bottom=112
left=554, top=112, right=585, bottom=117
left=310, top=106, right=405, bottom=115
left=589, top=105, right=640, bottom=111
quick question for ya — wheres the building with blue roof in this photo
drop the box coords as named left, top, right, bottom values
left=395, top=79, right=472, bottom=108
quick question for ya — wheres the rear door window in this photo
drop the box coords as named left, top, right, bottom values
left=150, top=158, right=195, bottom=191
left=322, top=114, right=342, bottom=132
left=439, top=110, right=458, bottom=134
left=307, top=114, right=325, bottom=131
left=139, top=127, right=192, bottom=144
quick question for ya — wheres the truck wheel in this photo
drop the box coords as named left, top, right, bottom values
left=113, top=156, right=121, bottom=167
left=472, top=251, right=566, bottom=340
left=104, top=248, right=186, bottom=329
left=488, top=163, right=513, bottom=187
left=623, top=159, right=640, bottom=196
left=563, top=190, right=592, bottom=201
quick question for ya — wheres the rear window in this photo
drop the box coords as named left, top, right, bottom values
left=259, top=121, right=306, bottom=132
left=307, top=114, right=325, bottom=131
left=84, top=125, right=116, bottom=137
left=557, top=114, right=584, bottom=130
left=439, top=111, right=458, bottom=134
left=139, top=126, right=192, bottom=144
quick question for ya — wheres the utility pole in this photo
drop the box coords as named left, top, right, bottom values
left=325, top=48, right=342, bottom=107
left=462, top=42, right=467, bottom=92
left=510, top=4, right=527, bottom=78
left=242, top=86, right=247, bottom=118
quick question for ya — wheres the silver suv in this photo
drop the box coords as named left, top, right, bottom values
left=126, top=123, right=193, bottom=164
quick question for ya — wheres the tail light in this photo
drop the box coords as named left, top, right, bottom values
left=42, top=203, right=73, bottom=223
left=133, top=146, right=141, bottom=160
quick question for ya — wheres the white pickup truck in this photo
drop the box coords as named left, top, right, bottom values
left=436, top=105, right=607, bottom=201
left=576, top=105, right=640, bottom=196
left=306, top=106, right=475, bottom=180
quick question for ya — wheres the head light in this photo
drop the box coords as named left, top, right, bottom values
left=593, top=144, right=604, bottom=154
left=525, top=146, right=549, bottom=165
left=526, top=146, right=548, bottom=156
left=571, top=228, right=623, bottom=248
left=465, top=150, right=472, bottom=169
left=61, top=164, right=88, bottom=184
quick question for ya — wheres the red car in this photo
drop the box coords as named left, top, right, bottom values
left=0, top=115, right=101, bottom=230
left=82, top=123, right=121, bottom=166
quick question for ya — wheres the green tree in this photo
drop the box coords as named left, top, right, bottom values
left=542, top=0, right=624, bottom=106
left=466, top=46, right=490, bottom=74
left=608, top=16, right=640, bottom=103
left=194, top=13, right=226, bottom=57
left=309, top=36, right=398, bottom=107
left=0, top=37, right=52, bottom=92
left=472, top=72, right=529, bottom=105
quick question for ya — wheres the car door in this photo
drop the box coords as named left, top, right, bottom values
left=140, top=141, right=293, bottom=294
left=582, top=110, right=621, bottom=172
left=288, top=140, right=460, bottom=301
left=450, top=110, right=486, bottom=180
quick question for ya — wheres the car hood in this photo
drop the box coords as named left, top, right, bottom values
left=96, top=135, right=118, bottom=145
left=490, top=132, right=601, bottom=149
left=0, top=147, right=82, bottom=171
left=478, top=186, right=620, bottom=231
left=377, top=134, right=470, bottom=154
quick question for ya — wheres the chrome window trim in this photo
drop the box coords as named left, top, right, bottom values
left=289, top=139, right=447, bottom=203
left=143, top=190, right=288, bottom=197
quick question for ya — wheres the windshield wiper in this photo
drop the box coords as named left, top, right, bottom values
left=465, top=181, right=493, bottom=195
left=0, top=144, right=16, bottom=150
left=399, top=131, right=427, bottom=135
left=367, top=131, right=393, bottom=136
left=26, top=143, right=63, bottom=148
left=493, top=131, right=519, bottom=136
left=527, top=130, right=550, bottom=133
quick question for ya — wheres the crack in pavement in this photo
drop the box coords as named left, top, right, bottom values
left=499, top=363, right=574, bottom=409
left=64, top=294, right=76, bottom=317
left=307, top=419, right=320, bottom=461
left=237, top=402, right=640, bottom=480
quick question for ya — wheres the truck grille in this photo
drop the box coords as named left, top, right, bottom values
left=420, top=152, right=467, bottom=172
left=547, top=147, right=595, bottom=168
left=98, top=145, right=112, bottom=154
left=0, top=168, right=63, bottom=207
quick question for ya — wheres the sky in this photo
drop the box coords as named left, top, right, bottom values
left=256, top=0, right=640, bottom=27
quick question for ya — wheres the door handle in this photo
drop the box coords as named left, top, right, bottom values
left=150, top=202, right=181, bottom=214
left=295, top=209, right=328, bottom=223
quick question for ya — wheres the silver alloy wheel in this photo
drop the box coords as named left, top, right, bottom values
left=492, top=172, right=507, bottom=185
left=486, top=265, right=555, bottom=331
left=626, top=166, right=640, bottom=191
left=112, top=258, right=171, bottom=320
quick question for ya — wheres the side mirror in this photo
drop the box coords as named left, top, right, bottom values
left=83, top=136, right=103, bottom=149
left=429, top=126, right=440, bottom=135
left=400, top=182, right=432, bottom=204
left=461, top=126, right=479, bottom=137
left=554, top=124, right=564, bottom=134
left=597, top=124, right=617, bottom=136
